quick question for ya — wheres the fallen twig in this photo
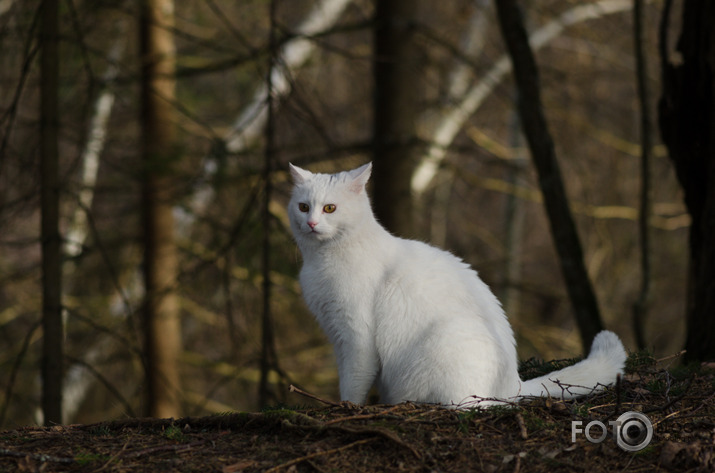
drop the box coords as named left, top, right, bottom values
left=515, top=413, right=528, bottom=440
left=337, top=425, right=422, bottom=459
left=655, top=350, right=686, bottom=365
left=121, top=440, right=206, bottom=458
left=645, top=377, right=694, bottom=414
left=289, top=384, right=342, bottom=407
left=262, top=438, right=374, bottom=473
left=95, top=433, right=135, bottom=473
left=323, top=405, right=403, bottom=425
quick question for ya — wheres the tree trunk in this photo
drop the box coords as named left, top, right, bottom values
left=659, top=0, right=715, bottom=362
left=259, top=0, right=278, bottom=409
left=632, top=0, right=654, bottom=351
left=494, top=0, right=604, bottom=353
left=372, top=0, right=422, bottom=237
left=140, top=0, right=181, bottom=418
left=40, top=0, right=63, bottom=426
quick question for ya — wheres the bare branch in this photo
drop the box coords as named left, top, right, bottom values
left=412, top=0, right=634, bottom=195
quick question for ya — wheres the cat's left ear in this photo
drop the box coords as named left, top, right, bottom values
left=289, top=163, right=313, bottom=184
left=348, top=162, right=372, bottom=194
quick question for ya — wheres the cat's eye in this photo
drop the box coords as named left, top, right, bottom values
left=323, top=204, right=336, bottom=213
left=298, top=203, right=309, bottom=213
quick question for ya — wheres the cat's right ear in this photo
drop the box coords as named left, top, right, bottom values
left=348, top=162, right=372, bottom=194
left=289, top=163, right=312, bottom=184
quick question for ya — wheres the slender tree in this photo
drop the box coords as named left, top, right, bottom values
left=632, top=0, right=654, bottom=350
left=39, top=0, right=63, bottom=426
left=659, top=0, right=715, bottom=362
left=494, top=0, right=604, bottom=352
left=258, top=0, right=278, bottom=409
left=140, top=0, right=181, bottom=418
left=372, top=0, right=423, bottom=237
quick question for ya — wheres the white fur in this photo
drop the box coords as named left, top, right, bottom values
left=288, top=162, right=626, bottom=407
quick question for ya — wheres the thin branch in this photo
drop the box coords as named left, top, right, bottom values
left=65, top=0, right=95, bottom=89
left=175, top=0, right=354, bottom=249
left=289, top=384, right=342, bottom=407
left=204, top=0, right=256, bottom=52
left=64, top=355, right=136, bottom=418
left=0, top=9, right=41, bottom=164
left=263, top=438, right=375, bottom=473
left=0, top=321, right=41, bottom=426
left=412, top=0, right=634, bottom=195
left=224, top=0, right=353, bottom=153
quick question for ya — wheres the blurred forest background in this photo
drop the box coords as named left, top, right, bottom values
left=0, top=0, right=710, bottom=428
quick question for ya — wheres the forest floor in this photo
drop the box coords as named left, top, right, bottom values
left=1, top=353, right=713, bottom=473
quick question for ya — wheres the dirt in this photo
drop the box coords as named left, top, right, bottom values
left=1, top=354, right=713, bottom=473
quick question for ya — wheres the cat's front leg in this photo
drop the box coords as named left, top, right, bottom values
left=334, top=337, right=379, bottom=404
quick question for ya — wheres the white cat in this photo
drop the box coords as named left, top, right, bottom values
left=288, top=162, right=626, bottom=407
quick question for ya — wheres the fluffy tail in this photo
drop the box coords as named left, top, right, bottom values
left=519, top=330, right=626, bottom=400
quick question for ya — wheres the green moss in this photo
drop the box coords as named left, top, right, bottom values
left=75, top=451, right=110, bottom=466
left=632, top=444, right=656, bottom=456
left=520, top=410, right=558, bottom=433
left=519, top=357, right=581, bottom=380
left=625, top=350, right=656, bottom=373
left=571, top=403, right=592, bottom=418
left=163, top=424, right=186, bottom=442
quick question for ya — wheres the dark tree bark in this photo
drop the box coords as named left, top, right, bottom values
left=659, top=0, right=715, bottom=362
left=372, top=0, right=422, bottom=237
left=259, top=0, right=279, bottom=409
left=494, top=0, right=604, bottom=353
left=140, top=0, right=182, bottom=418
left=632, top=0, right=654, bottom=351
left=40, top=0, right=63, bottom=426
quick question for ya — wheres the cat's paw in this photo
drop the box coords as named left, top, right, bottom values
left=339, top=400, right=360, bottom=410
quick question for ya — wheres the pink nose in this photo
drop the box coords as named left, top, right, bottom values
left=307, top=220, right=318, bottom=229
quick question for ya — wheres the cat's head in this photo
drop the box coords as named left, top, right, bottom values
left=288, top=162, right=373, bottom=246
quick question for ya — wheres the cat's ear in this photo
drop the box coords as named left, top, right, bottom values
left=289, top=163, right=312, bottom=184
left=348, top=162, right=372, bottom=194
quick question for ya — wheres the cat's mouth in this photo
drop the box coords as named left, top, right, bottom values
left=305, top=226, right=333, bottom=240
left=303, top=226, right=322, bottom=237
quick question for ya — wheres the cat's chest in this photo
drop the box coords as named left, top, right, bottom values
left=299, top=254, right=381, bottom=316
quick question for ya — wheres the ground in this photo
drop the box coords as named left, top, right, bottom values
left=1, top=354, right=713, bottom=472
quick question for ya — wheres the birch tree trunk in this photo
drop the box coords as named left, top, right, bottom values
left=224, top=0, right=352, bottom=154
left=494, top=0, right=604, bottom=352
left=140, top=0, right=181, bottom=418
left=39, top=0, right=63, bottom=426
left=177, top=0, right=353, bottom=232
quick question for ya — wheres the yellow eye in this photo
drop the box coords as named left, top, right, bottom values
left=298, top=203, right=309, bottom=213
left=323, top=204, right=336, bottom=213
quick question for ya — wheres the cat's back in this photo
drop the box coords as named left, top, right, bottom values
left=376, top=237, right=508, bottom=337
left=384, top=238, right=477, bottom=289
